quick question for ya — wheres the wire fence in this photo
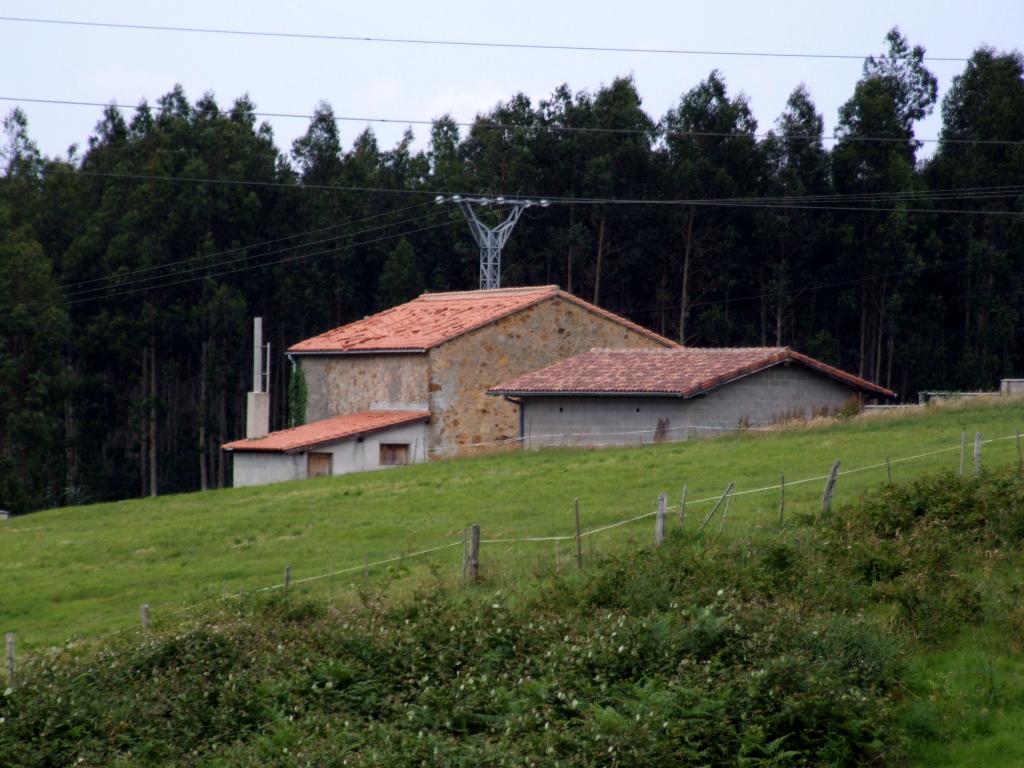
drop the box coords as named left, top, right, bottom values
left=164, top=429, right=1022, bottom=609
left=5, top=425, right=1023, bottom=673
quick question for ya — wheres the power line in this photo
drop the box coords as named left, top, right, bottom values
left=8, top=95, right=1024, bottom=147
left=68, top=217, right=460, bottom=305
left=39, top=167, right=1024, bottom=217
left=61, top=200, right=433, bottom=291
left=64, top=208, right=446, bottom=298
left=0, top=16, right=972, bottom=62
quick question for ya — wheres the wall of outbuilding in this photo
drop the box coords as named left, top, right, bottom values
left=427, top=296, right=673, bottom=455
left=232, top=452, right=306, bottom=487
left=230, top=420, right=429, bottom=488
left=300, top=354, right=429, bottom=423
left=314, top=420, right=429, bottom=474
left=518, top=365, right=858, bottom=447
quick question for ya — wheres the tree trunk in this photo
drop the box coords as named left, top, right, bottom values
left=874, top=278, right=888, bottom=383
left=566, top=205, right=574, bottom=294
left=217, top=388, right=226, bottom=488
left=679, top=206, right=695, bottom=345
left=775, top=298, right=784, bottom=347
left=149, top=337, right=158, bottom=498
left=858, top=287, right=868, bottom=378
left=593, top=214, right=606, bottom=306
left=886, top=326, right=895, bottom=390
left=759, top=262, right=767, bottom=347
left=140, top=348, right=148, bottom=498
left=64, top=393, right=77, bottom=502
left=198, top=340, right=208, bottom=491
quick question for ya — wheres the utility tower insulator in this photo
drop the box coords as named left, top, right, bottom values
left=437, top=195, right=549, bottom=289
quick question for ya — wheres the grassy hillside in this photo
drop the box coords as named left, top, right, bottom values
left=3, top=464, right=1024, bottom=766
left=3, top=399, right=1024, bottom=648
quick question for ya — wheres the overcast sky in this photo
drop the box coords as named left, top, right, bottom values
left=2, top=1, right=1022, bottom=164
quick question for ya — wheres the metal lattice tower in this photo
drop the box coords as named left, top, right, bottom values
left=437, top=196, right=548, bottom=289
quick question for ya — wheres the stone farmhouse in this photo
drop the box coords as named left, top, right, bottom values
left=223, top=286, right=677, bottom=485
left=488, top=347, right=896, bottom=447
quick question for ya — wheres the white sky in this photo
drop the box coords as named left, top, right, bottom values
left=1, top=1, right=1022, bottom=164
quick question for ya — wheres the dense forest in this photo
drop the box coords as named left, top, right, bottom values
left=1, top=29, right=1022, bottom=511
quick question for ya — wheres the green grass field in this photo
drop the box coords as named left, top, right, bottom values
left=3, top=398, right=1023, bottom=651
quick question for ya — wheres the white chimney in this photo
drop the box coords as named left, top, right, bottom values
left=246, top=317, right=270, bottom=438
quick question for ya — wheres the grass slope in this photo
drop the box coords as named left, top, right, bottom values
left=3, top=464, right=1024, bottom=766
left=2, top=399, right=1023, bottom=648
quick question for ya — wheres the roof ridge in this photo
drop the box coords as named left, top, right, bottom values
left=418, top=285, right=559, bottom=300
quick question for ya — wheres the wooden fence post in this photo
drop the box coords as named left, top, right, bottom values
left=699, top=482, right=735, bottom=534
left=959, top=428, right=966, bottom=477
left=462, top=527, right=468, bottom=578
left=1017, top=431, right=1022, bottom=475
left=363, top=554, right=369, bottom=584
left=974, top=432, right=983, bottom=476
left=718, top=486, right=734, bottom=535
left=5, top=632, right=14, bottom=687
left=679, top=484, right=687, bottom=527
left=140, top=603, right=150, bottom=630
left=886, top=457, right=893, bottom=485
left=467, top=524, right=481, bottom=583
left=574, top=498, right=583, bottom=570
left=284, top=565, right=292, bottom=593
left=655, top=493, right=667, bottom=546
left=821, top=460, right=841, bottom=514
left=778, top=472, right=785, bottom=525
left=555, top=540, right=561, bottom=573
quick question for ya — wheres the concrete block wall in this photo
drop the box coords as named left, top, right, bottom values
left=519, top=365, right=858, bottom=447
left=683, top=365, right=854, bottom=429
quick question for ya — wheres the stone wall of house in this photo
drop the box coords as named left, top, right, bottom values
left=427, top=296, right=673, bottom=455
left=300, top=354, right=430, bottom=423
left=518, top=365, right=858, bottom=447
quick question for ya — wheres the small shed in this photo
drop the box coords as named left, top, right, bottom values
left=223, top=410, right=429, bottom=487
left=488, top=347, right=895, bottom=447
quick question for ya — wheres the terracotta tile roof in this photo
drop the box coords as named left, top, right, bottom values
left=222, top=410, right=430, bottom=453
left=287, top=286, right=677, bottom=353
left=488, top=347, right=896, bottom=399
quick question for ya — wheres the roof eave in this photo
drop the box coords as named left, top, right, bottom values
left=286, top=348, right=429, bottom=356
left=488, top=389, right=685, bottom=398
left=223, top=414, right=431, bottom=454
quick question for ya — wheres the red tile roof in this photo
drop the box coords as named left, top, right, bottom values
left=287, top=286, right=677, bottom=353
left=222, top=410, right=430, bottom=453
left=488, top=347, right=896, bottom=399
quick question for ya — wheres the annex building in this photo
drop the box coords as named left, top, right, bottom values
left=489, top=347, right=895, bottom=447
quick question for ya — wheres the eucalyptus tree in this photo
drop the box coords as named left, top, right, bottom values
left=758, top=86, right=833, bottom=350
left=831, top=28, right=937, bottom=384
left=927, top=48, right=1024, bottom=388
left=659, top=71, right=762, bottom=344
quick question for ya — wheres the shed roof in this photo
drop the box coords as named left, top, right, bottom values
left=488, top=347, right=896, bottom=399
left=287, top=286, right=677, bottom=354
left=222, top=410, right=430, bottom=454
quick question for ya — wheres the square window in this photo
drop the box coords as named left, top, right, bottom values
left=379, top=443, right=410, bottom=466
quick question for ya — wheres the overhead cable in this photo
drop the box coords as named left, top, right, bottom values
left=40, top=168, right=1024, bottom=216
left=0, top=16, right=971, bottom=62
left=67, top=217, right=459, bottom=305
